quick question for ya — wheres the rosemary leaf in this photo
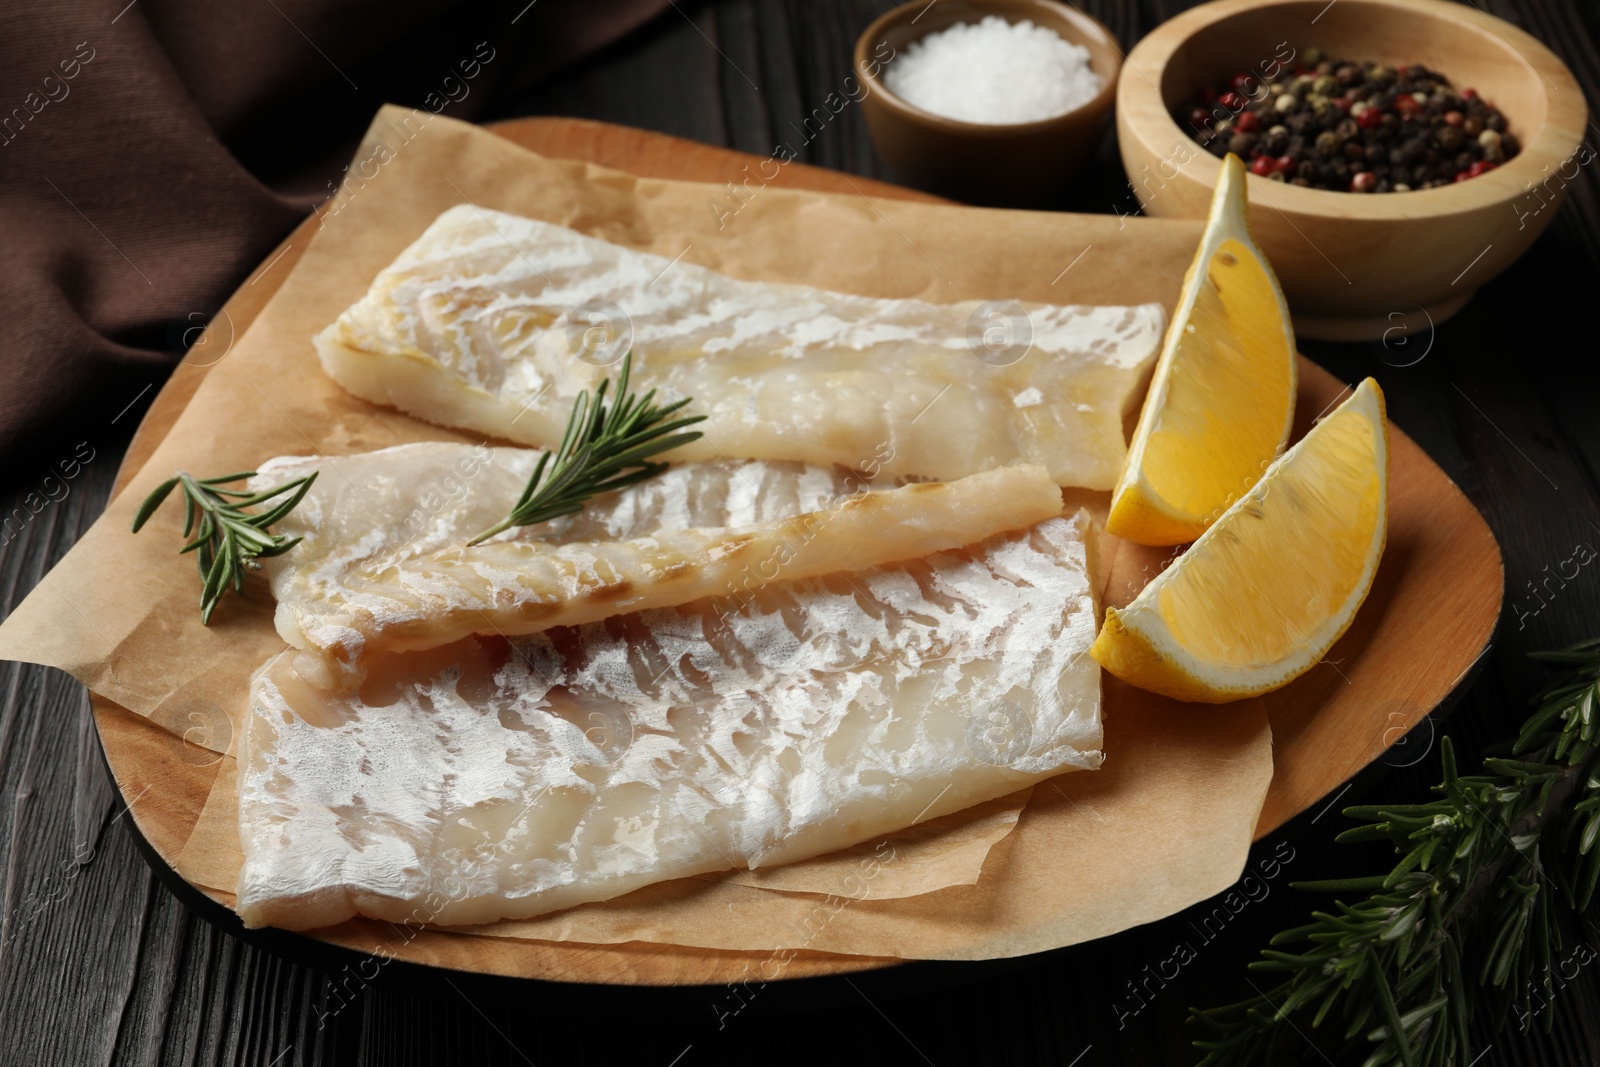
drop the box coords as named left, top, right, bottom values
left=1190, top=638, right=1600, bottom=1066
left=132, top=469, right=317, bottom=624
left=468, top=352, right=706, bottom=545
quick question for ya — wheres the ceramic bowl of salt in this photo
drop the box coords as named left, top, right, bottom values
left=855, top=0, right=1121, bottom=207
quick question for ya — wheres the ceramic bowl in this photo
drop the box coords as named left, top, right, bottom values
left=1116, top=0, right=1588, bottom=340
left=855, top=0, right=1122, bottom=207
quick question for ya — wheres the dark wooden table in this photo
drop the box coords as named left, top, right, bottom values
left=3, top=1, right=1599, bottom=1063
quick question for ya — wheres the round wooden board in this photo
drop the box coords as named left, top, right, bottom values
left=92, top=117, right=1503, bottom=987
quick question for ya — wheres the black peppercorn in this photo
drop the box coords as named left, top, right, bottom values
left=1171, top=57, right=1520, bottom=192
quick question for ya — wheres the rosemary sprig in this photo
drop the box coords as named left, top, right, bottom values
left=131, top=470, right=318, bottom=624
left=468, top=352, right=705, bottom=545
left=1190, top=638, right=1600, bottom=1066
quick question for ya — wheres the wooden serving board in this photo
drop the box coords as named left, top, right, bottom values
left=94, top=116, right=1503, bottom=986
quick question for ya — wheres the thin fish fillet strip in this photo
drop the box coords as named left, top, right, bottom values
left=250, top=446, right=1065, bottom=689
left=236, top=512, right=1100, bottom=931
left=314, top=206, right=1163, bottom=489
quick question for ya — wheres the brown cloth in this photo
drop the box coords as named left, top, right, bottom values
left=0, top=0, right=666, bottom=480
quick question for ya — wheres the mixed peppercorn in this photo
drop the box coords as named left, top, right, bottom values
left=1175, top=50, right=1520, bottom=192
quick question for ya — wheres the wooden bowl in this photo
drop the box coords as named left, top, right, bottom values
left=1117, top=0, right=1588, bottom=340
left=855, top=0, right=1121, bottom=207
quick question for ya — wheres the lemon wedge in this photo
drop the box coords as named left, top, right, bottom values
left=1106, top=153, right=1298, bottom=547
left=1091, top=377, right=1389, bottom=703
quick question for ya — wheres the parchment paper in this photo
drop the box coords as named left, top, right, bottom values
left=0, top=107, right=1271, bottom=962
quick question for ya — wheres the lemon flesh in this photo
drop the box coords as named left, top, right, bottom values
left=1092, top=378, right=1389, bottom=703
left=1107, top=154, right=1298, bottom=546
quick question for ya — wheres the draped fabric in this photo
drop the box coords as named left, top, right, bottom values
left=0, top=0, right=666, bottom=474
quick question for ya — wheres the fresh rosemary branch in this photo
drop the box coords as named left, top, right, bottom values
left=468, top=352, right=706, bottom=545
left=1190, top=638, right=1600, bottom=1067
left=131, top=470, right=318, bottom=624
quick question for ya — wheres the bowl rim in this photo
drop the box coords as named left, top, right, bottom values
left=1116, top=0, right=1588, bottom=216
left=853, top=0, right=1123, bottom=135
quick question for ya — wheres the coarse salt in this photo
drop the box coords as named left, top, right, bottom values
left=884, top=16, right=1102, bottom=125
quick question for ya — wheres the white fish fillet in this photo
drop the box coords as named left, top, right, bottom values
left=236, top=511, right=1100, bottom=931
left=314, top=206, right=1163, bottom=489
left=250, top=445, right=1065, bottom=688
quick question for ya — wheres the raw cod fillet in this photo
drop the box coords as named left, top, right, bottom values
left=314, top=206, right=1164, bottom=489
left=236, top=512, right=1101, bottom=931
left=250, top=445, right=1065, bottom=688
